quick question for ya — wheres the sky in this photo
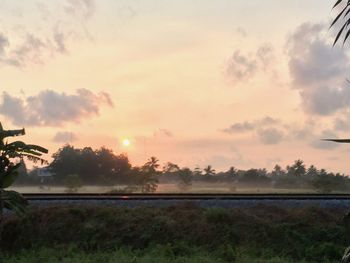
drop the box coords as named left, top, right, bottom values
left=1, top=0, right=350, bottom=173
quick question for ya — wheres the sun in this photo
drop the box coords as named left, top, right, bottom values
left=122, top=138, right=130, bottom=147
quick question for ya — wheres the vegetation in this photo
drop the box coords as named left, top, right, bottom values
left=0, top=246, right=336, bottom=263
left=0, top=122, right=47, bottom=227
left=14, top=145, right=350, bottom=194
left=0, top=204, right=347, bottom=262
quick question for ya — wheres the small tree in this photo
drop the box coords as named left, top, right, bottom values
left=0, top=122, right=47, bottom=235
left=137, top=157, right=160, bottom=193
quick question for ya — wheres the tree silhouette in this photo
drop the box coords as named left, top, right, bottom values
left=203, top=165, right=216, bottom=177
left=163, top=162, right=180, bottom=174
left=144, top=157, right=160, bottom=173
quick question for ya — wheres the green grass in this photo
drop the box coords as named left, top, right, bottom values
left=1, top=246, right=338, bottom=263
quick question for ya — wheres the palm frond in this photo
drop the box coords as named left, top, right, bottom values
left=322, top=138, right=350, bottom=143
left=331, top=0, right=350, bottom=45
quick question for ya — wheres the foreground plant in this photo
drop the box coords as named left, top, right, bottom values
left=0, top=122, right=48, bottom=223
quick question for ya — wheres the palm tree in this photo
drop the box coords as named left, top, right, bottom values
left=331, top=0, right=350, bottom=45
left=138, top=157, right=160, bottom=193
left=143, top=156, right=160, bottom=173
left=163, top=162, right=180, bottom=174
left=203, top=165, right=216, bottom=177
left=226, top=167, right=237, bottom=178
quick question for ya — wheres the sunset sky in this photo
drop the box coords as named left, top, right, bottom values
left=1, top=0, right=350, bottom=173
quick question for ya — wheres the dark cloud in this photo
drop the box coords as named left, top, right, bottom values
left=287, top=22, right=350, bottom=115
left=257, top=128, right=284, bottom=145
left=0, top=89, right=113, bottom=126
left=53, top=131, right=78, bottom=143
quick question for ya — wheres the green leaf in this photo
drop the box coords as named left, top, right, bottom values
left=6, top=141, right=48, bottom=154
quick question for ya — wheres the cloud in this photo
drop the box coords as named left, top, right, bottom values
left=225, top=51, right=257, bottom=82
left=0, top=33, right=9, bottom=55
left=223, top=116, right=284, bottom=145
left=0, top=0, right=96, bottom=67
left=223, top=116, right=280, bottom=134
left=256, top=43, right=274, bottom=69
left=257, top=128, right=284, bottom=145
left=0, top=89, right=113, bottom=126
left=287, top=22, right=350, bottom=115
left=64, top=0, right=95, bottom=19
left=223, top=121, right=255, bottom=133
left=225, top=43, right=274, bottom=83
left=53, top=131, right=78, bottom=143
left=223, top=116, right=341, bottom=150
left=53, top=25, right=68, bottom=54
left=334, top=116, right=350, bottom=131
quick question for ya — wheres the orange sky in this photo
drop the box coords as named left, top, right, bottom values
left=2, top=0, right=350, bottom=173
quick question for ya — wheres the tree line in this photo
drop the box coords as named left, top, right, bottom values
left=14, top=144, right=350, bottom=193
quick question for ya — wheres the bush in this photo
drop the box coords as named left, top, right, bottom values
left=0, top=204, right=347, bottom=261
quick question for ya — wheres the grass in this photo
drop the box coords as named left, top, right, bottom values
left=1, top=246, right=338, bottom=263
left=1, top=203, right=348, bottom=262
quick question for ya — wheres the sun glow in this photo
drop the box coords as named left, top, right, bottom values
left=122, top=139, right=130, bottom=147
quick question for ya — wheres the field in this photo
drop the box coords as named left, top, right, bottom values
left=9, top=182, right=319, bottom=194
left=0, top=247, right=328, bottom=263
left=1, top=203, right=348, bottom=262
